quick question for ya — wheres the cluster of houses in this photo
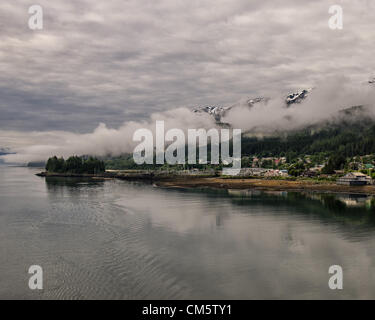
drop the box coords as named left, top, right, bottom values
left=239, top=167, right=374, bottom=186
left=248, top=155, right=375, bottom=186
left=300, top=166, right=325, bottom=177
left=251, top=157, right=287, bottom=167
left=238, top=168, right=288, bottom=177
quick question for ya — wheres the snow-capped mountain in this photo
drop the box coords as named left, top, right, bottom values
left=191, top=79, right=374, bottom=127
left=192, top=96, right=269, bottom=123
left=192, top=89, right=310, bottom=123
left=192, top=105, right=229, bottom=122
left=285, top=89, right=311, bottom=105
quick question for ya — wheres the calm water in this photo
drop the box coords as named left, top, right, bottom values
left=1, top=166, right=375, bottom=299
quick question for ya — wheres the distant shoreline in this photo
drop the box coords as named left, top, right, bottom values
left=35, top=171, right=375, bottom=195
left=156, top=177, right=375, bottom=195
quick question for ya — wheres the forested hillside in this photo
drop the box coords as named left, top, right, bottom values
left=241, top=121, right=375, bottom=158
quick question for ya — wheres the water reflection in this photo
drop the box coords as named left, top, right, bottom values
left=45, top=176, right=105, bottom=190
left=222, top=189, right=375, bottom=228
left=2, top=167, right=375, bottom=299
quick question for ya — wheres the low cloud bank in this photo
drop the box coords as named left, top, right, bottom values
left=1, top=77, right=375, bottom=164
left=224, top=77, right=375, bottom=133
left=1, top=108, right=216, bottom=164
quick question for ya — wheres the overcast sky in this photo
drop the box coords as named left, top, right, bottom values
left=1, top=0, right=375, bottom=147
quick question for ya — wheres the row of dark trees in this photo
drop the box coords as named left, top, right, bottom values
left=321, top=154, right=346, bottom=174
left=46, top=156, right=105, bottom=174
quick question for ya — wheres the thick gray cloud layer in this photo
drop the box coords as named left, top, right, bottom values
left=0, top=0, right=375, bottom=151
